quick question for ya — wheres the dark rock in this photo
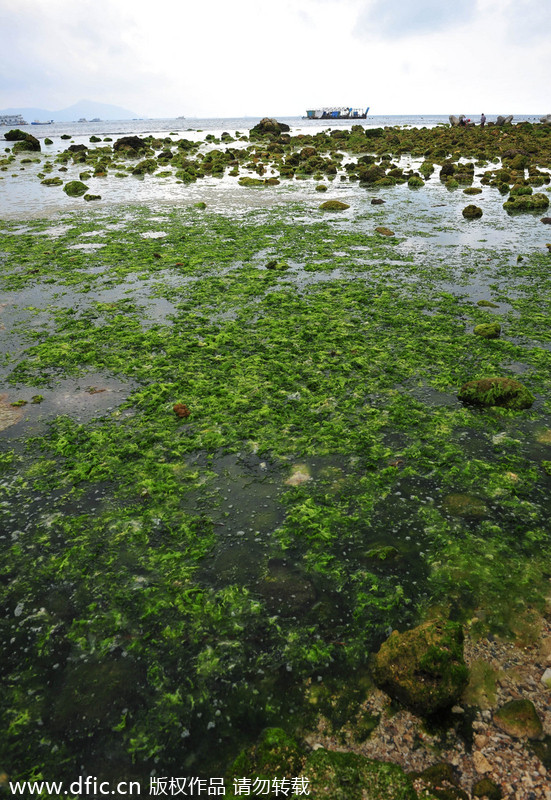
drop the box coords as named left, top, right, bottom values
left=113, top=135, right=148, bottom=153
left=68, top=144, right=88, bottom=153
left=541, top=217, right=551, bottom=224
left=473, top=778, right=503, bottom=799
left=371, top=198, right=385, bottom=205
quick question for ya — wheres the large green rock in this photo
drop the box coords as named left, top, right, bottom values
left=474, top=323, right=501, bottom=339
left=493, top=699, right=543, bottom=739
left=462, top=204, right=483, bottom=219
left=458, top=377, right=534, bottom=409
left=300, top=750, right=417, bottom=800
left=503, top=193, right=549, bottom=212
left=371, top=619, right=468, bottom=715
left=320, top=200, right=350, bottom=211
left=63, top=180, right=89, bottom=197
left=4, top=129, right=41, bottom=151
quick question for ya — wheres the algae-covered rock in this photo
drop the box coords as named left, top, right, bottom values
left=249, top=118, right=290, bottom=136
left=265, top=259, right=290, bottom=271
left=371, top=619, right=468, bottom=715
left=462, top=204, right=483, bottom=219
left=84, top=194, right=101, bottom=202
left=472, top=777, right=503, bottom=799
left=407, top=176, right=424, bottom=188
left=226, top=727, right=303, bottom=783
left=476, top=299, right=499, bottom=308
left=113, top=135, right=148, bottom=155
left=319, top=200, right=350, bottom=211
left=474, top=323, right=501, bottom=339
left=63, top=180, right=89, bottom=197
left=44, top=137, right=53, bottom=145
left=458, top=377, right=534, bottom=409
left=375, top=226, right=394, bottom=236
left=4, top=129, right=41, bottom=151
left=493, top=699, right=543, bottom=739
left=503, top=193, right=550, bottom=212
left=315, top=184, right=328, bottom=192
left=464, top=187, right=483, bottom=195
left=40, top=177, right=63, bottom=187
left=364, top=545, right=400, bottom=562
left=300, top=749, right=417, bottom=800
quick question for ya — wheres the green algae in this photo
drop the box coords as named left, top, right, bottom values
left=0, top=193, right=550, bottom=785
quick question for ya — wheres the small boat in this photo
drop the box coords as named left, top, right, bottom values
left=304, top=106, right=369, bottom=120
left=0, top=114, right=28, bottom=126
left=31, top=119, right=54, bottom=125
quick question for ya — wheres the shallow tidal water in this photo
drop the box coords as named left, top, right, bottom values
left=0, top=118, right=550, bottom=788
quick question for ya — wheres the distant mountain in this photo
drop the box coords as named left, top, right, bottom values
left=0, top=99, right=141, bottom=122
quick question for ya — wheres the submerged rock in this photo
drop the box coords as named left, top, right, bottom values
left=227, top=727, right=303, bottom=783
left=374, top=226, right=394, bottom=236
left=371, top=619, right=468, bottom=715
left=442, top=493, right=487, bottom=518
left=493, top=699, right=543, bottom=739
left=458, top=377, right=534, bottom=409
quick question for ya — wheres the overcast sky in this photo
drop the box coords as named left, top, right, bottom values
left=1, top=0, right=549, bottom=118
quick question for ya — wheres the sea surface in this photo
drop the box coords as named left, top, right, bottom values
left=0, top=113, right=547, bottom=221
left=3, top=112, right=546, bottom=142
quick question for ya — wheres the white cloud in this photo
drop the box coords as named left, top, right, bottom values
left=0, top=0, right=549, bottom=117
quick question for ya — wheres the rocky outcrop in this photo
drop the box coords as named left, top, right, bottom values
left=539, top=114, right=551, bottom=126
left=449, top=115, right=464, bottom=127
left=249, top=118, right=291, bottom=136
left=113, top=135, right=148, bottom=155
left=496, top=115, right=514, bottom=126
left=4, top=129, right=41, bottom=151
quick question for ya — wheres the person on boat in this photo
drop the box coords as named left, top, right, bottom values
left=480, top=113, right=486, bottom=127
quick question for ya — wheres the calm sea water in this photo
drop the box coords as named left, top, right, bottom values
left=3, top=113, right=546, bottom=141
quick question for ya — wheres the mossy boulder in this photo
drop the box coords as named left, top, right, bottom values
left=375, top=226, right=394, bottom=236
left=493, top=699, right=543, bottom=739
left=371, top=619, right=468, bottom=716
left=503, top=193, right=550, bottom=212
left=249, top=118, right=290, bottom=136
left=464, top=187, right=482, bottom=195
left=113, top=135, right=148, bottom=155
left=300, top=750, right=417, bottom=800
left=474, top=322, right=501, bottom=339
left=407, top=176, right=424, bottom=188
left=63, top=180, right=89, bottom=197
left=44, top=137, right=53, bottom=145
left=226, top=727, right=303, bottom=783
left=84, top=194, right=101, bottom=202
left=4, top=129, right=41, bottom=151
left=458, top=377, right=534, bottom=409
left=319, top=200, right=350, bottom=211
left=462, top=204, right=483, bottom=219
left=41, top=177, right=63, bottom=187
left=364, top=545, right=400, bottom=562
